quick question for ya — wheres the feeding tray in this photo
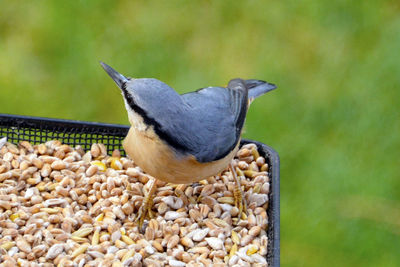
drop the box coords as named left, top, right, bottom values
left=0, top=113, right=280, bottom=266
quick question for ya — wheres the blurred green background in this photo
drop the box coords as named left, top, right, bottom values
left=1, top=1, right=400, bottom=266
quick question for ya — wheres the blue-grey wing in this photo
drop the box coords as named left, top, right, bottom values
left=126, top=78, right=248, bottom=163
left=181, top=79, right=248, bottom=162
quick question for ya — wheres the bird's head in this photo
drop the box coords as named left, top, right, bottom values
left=100, top=62, right=181, bottom=128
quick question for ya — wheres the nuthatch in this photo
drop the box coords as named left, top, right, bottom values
left=101, top=62, right=276, bottom=228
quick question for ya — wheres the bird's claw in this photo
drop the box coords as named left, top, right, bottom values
left=234, top=184, right=247, bottom=221
left=135, top=196, right=155, bottom=232
left=229, top=162, right=248, bottom=222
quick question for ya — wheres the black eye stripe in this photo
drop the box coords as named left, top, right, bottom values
left=121, top=83, right=189, bottom=153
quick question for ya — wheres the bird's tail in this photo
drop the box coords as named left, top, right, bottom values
left=246, top=79, right=277, bottom=102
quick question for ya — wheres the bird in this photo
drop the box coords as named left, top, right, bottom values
left=100, top=62, right=276, bottom=229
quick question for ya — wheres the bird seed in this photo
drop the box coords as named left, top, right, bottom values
left=0, top=140, right=270, bottom=266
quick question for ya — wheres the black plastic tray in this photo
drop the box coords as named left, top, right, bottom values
left=0, top=113, right=280, bottom=266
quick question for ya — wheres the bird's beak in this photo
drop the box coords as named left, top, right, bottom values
left=100, top=61, right=128, bottom=88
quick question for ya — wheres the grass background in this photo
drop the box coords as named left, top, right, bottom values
left=1, top=1, right=400, bottom=266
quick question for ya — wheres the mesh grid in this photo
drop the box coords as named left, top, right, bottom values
left=0, top=114, right=129, bottom=155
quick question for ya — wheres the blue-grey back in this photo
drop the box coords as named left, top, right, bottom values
left=101, top=63, right=274, bottom=162
left=181, top=86, right=239, bottom=162
left=125, top=79, right=244, bottom=162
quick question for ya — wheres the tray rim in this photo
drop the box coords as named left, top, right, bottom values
left=245, top=140, right=280, bottom=267
left=0, top=113, right=130, bottom=132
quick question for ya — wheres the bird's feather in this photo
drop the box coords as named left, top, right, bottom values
left=246, top=79, right=277, bottom=103
left=180, top=79, right=248, bottom=162
left=227, top=79, right=248, bottom=138
left=122, top=78, right=274, bottom=163
left=101, top=63, right=276, bottom=163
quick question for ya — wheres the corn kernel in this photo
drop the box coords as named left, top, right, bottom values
left=246, top=245, right=258, bottom=255
left=92, top=161, right=107, bottom=172
left=110, top=158, right=123, bottom=170
left=120, top=228, right=126, bottom=235
left=95, top=213, right=104, bottom=222
left=10, top=213, right=19, bottom=222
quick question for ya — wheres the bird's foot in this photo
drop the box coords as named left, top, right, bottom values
left=229, top=162, right=248, bottom=221
left=233, top=183, right=248, bottom=221
left=135, top=178, right=158, bottom=232
left=135, top=195, right=156, bottom=232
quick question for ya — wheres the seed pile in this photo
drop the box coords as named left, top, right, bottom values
left=0, top=138, right=270, bottom=267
